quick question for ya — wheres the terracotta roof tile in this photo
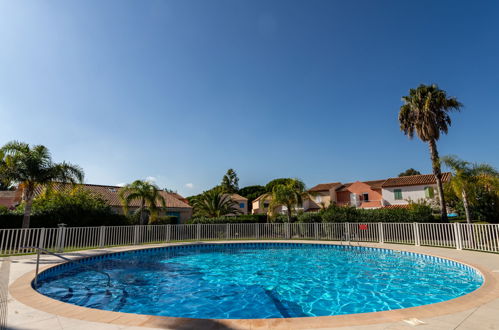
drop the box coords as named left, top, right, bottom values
left=309, top=182, right=342, bottom=192
left=382, top=173, right=451, bottom=188
left=32, top=183, right=192, bottom=209
left=336, top=180, right=386, bottom=192
left=228, top=193, right=248, bottom=201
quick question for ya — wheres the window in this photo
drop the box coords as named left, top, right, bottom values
left=315, top=195, right=322, bottom=203
left=425, top=186, right=434, bottom=198
left=394, top=189, right=403, bottom=200
left=239, top=203, right=245, bottom=209
left=362, top=193, right=369, bottom=201
left=263, top=202, right=269, bottom=208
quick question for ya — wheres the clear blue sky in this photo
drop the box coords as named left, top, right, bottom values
left=1, top=0, right=498, bottom=196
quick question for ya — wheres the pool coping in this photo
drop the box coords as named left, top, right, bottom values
left=9, top=240, right=499, bottom=329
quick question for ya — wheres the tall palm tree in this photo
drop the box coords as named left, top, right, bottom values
left=193, top=190, right=242, bottom=218
left=262, top=179, right=311, bottom=222
left=0, top=141, right=84, bottom=228
left=442, top=155, right=499, bottom=223
left=399, top=84, right=462, bottom=222
left=119, top=180, right=166, bottom=225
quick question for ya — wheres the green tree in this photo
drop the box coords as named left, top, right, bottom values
left=262, top=179, right=310, bottom=222
left=0, top=150, right=12, bottom=190
left=265, top=178, right=294, bottom=192
left=0, top=141, right=84, bottom=228
left=192, top=190, right=242, bottom=218
left=398, top=168, right=421, bottom=177
left=442, top=155, right=499, bottom=223
left=220, top=169, right=239, bottom=193
left=399, top=84, right=462, bottom=222
left=119, top=180, right=166, bottom=225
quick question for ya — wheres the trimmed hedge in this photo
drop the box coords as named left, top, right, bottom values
left=189, top=214, right=268, bottom=224
left=297, top=204, right=437, bottom=223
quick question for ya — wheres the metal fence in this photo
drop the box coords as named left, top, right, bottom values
left=1, top=222, right=499, bottom=256
left=0, top=259, right=9, bottom=330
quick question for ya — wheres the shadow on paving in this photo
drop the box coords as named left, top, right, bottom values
left=153, top=318, right=243, bottom=330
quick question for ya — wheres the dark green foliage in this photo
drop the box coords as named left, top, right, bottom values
left=0, top=188, right=129, bottom=228
left=398, top=168, right=421, bottom=177
left=265, top=178, right=294, bottom=192
left=295, top=212, right=322, bottom=223
left=189, top=214, right=267, bottom=224
left=238, top=185, right=266, bottom=202
left=148, top=215, right=178, bottom=225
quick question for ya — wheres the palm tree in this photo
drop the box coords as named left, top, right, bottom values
left=442, top=155, right=499, bottom=223
left=0, top=150, right=11, bottom=190
left=0, top=141, right=84, bottom=228
left=262, top=179, right=311, bottom=222
left=119, top=180, right=166, bottom=225
left=193, top=190, right=242, bottom=218
left=399, top=84, right=462, bottom=222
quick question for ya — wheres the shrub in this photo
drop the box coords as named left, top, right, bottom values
left=318, top=204, right=436, bottom=223
left=297, top=212, right=322, bottom=223
left=149, top=215, right=178, bottom=225
left=189, top=214, right=267, bottom=224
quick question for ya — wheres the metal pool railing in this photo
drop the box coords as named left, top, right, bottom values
left=1, top=222, right=499, bottom=256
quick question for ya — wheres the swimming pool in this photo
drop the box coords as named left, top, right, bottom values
left=35, top=243, right=483, bottom=319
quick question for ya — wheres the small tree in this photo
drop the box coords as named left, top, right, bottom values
left=398, top=168, right=421, bottom=177
left=262, top=179, right=311, bottom=222
left=119, top=180, right=166, bottom=225
left=0, top=141, right=84, bottom=228
left=442, top=155, right=499, bottom=223
left=220, top=169, right=239, bottom=194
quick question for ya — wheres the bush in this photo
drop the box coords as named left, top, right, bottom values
left=297, top=212, right=322, bottom=223
left=149, top=215, right=178, bottom=225
left=318, top=204, right=436, bottom=223
left=189, top=214, right=267, bottom=224
left=0, top=188, right=130, bottom=228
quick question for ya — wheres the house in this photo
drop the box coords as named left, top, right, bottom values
left=251, top=195, right=291, bottom=215
left=0, top=190, right=22, bottom=209
left=308, top=173, right=451, bottom=210
left=334, top=180, right=386, bottom=209
left=305, top=182, right=342, bottom=211
left=381, top=173, right=451, bottom=207
left=227, top=193, right=248, bottom=215
left=10, top=183, right=193, bottom=223
left=252, top=195, right=270, bottom=214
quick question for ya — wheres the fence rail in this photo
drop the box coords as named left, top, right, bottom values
left=1, top=222, right=498, bottom=256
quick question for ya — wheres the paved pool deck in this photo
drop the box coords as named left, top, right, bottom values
left=3, top=241, right=499, bottom=330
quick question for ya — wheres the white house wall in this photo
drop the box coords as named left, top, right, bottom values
left=382, top=184, right=437, bottom=206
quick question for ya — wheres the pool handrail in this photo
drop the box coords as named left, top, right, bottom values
left=22, top=246, right=111, bottom=288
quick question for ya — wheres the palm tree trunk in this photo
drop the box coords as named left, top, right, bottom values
left=287, top=205, right=292, bottom=222
left=140, top=199, right=146, bottom=225
left=22, top=190, right=34, bottom=228
left=428, top=139, right=448, bottom=222
left=462, top=190, right=472, bottom=224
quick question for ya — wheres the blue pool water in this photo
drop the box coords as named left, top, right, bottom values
left=36, top=243, right=483, bottom=319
